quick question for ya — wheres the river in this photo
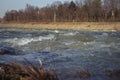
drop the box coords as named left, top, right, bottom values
left=0, top=26, right=120, bottom=80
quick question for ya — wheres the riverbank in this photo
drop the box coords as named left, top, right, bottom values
left=0, top=62, right=58, bottom=80
left=0, top=22, right=120, bottom=31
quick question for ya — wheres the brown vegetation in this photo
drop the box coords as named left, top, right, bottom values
left=0, top=60, right=58, bottom=80
left=73, top=69, right=91, bottom=78
left=0, top=22, right=120, bottom=31
left=104, top=69, right=120, bottom=77
left=1, top=62, right=120, bottom=80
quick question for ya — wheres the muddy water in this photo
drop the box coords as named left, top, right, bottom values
left=0, top=27, right=120, bottom=80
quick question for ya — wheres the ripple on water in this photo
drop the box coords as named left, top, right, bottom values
left=3, top=34, right=55, bottom=46
left=0, top=28, right=120, bottom=80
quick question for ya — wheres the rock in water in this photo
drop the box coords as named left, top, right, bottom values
left=0, top=46, right=16, bottom=55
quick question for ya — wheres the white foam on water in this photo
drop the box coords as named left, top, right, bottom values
left=54, top=30, right=59, bottom=33
left=63, top=41, right=75, bottom=46
left=100, top=44, right=111, bottom=48
left=81, top=41, right=116, bottom=51
left=37, top=34, right=55, bottom=41
left=4, top=38, right=33, bottom=46
left=4, top=34, right=55, bottom=46
left=63, top=32, right=78, bottom=36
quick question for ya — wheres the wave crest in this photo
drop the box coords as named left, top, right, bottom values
left=4, top=34, right=55, bottom=46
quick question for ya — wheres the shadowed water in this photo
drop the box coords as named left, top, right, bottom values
left=0, top=27, right=120, bottom=80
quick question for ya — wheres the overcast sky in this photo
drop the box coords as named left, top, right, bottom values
left=0, top=0, right=75, bottom=18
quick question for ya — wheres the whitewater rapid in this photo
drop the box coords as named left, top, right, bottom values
left=3, top=34, right=55, bottom=46
left=0, top=27, right=120, bottom=80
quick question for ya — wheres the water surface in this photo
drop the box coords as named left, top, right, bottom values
left=0, top=26, right=120, bottom=80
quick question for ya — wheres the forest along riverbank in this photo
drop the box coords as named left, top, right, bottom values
left=0, top=22, right=120, bottom=31
left=0, top=27, right=120, bottom=80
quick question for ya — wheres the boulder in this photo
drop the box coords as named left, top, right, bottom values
left=0, top=46, right=16, bottom=55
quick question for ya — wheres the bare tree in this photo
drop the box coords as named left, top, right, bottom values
left=68, top=1, right=77, bottom=22
left=51, top=1, right=62, bottom=22
left=3, top=1, right=120, bottom=22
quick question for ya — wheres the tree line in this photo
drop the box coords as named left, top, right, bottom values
left=3, top=0, right=120, bottom=22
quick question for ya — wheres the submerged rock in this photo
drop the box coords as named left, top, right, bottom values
left=0, top=46, right=16, bottom=55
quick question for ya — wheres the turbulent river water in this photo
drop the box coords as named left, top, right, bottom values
left=0, top=26, right=120, bottom=80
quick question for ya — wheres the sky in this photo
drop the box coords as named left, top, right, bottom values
left=0, top=0, right=75, bottom=18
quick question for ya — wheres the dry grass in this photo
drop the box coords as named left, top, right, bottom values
left=104, top=69, right=120, bottom=77
left=1, top=61, right=120, bottom=80
left=0, top=22, right=120, bottom=31
left=0, top=59, right=58, bottom=80
left=73, top=69, right=91, bottom=78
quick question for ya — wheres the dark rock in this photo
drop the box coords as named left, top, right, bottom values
left=0, top=46, right=16, bottom=55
